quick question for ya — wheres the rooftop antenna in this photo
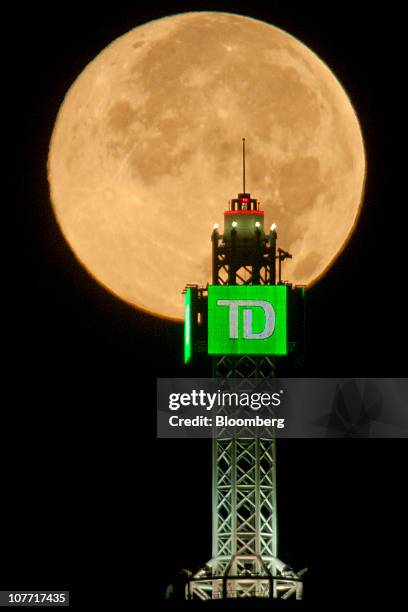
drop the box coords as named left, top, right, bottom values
left=242, top=137, right=246, bottom=193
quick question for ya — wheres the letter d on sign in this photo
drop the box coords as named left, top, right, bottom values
left=243, top=301, right=275, bottom=339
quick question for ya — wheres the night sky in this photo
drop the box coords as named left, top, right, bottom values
left=4, top=1, right=407, bottom=607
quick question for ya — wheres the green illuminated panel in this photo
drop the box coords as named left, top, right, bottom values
left=208, top=285, right=287, bottom=355
left=184, top=287, right=192, bottom=364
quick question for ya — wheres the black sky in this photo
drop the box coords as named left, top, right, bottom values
left=4, top=1, right=407, bottom=607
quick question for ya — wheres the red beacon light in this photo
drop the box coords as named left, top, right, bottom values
left=226, top=193, right=263, bottom=215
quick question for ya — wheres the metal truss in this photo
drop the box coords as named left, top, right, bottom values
left=212, top=438, right=277, bottom=574
left=187, top=437, right=304, bottom=600
left=213, top=355, right=276, bottom=379
left=212, top=229, right=275, bottom=286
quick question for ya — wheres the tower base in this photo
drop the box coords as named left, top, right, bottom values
left=186, top=556, right=305, bottom=601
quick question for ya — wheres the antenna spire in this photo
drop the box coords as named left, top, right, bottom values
left=242, top=137, right=246, bottom=193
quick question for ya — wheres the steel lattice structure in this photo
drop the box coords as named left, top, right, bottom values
left=188, top=436, right=302, bottom=600
left=186, top=141, right=305, bottom=601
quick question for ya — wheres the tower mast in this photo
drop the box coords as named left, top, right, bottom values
left=184, top=141, right=304, bottom=601
left=242, top=137, right=246, bottom=193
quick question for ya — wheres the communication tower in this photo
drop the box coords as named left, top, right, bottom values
left=183, top=139, right=306, bottom=601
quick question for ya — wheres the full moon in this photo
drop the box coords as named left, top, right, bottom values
left=48, top=12, right=365, bottom=320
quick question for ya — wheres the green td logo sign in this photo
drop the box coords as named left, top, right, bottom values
left=208, top=285, right=287, bottom=355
